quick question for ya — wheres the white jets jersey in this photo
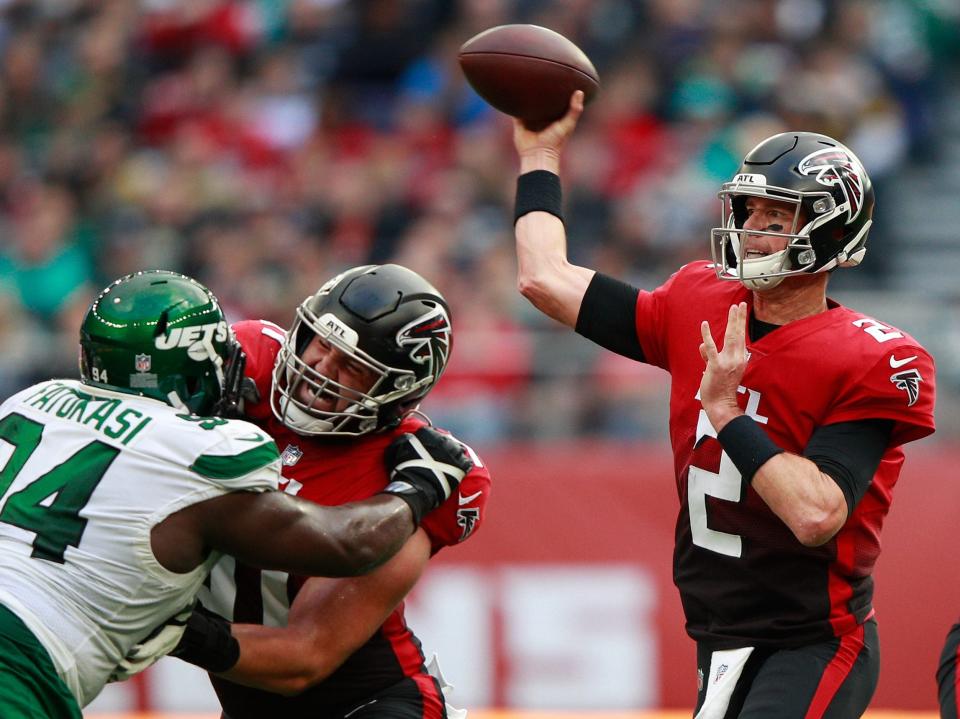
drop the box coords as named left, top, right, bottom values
left=0, top=379, right=280, bottom=706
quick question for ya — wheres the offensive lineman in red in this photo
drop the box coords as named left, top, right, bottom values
left=511, top=92, right=935, bottom=718
left=172, top=264, right=490, bottom=719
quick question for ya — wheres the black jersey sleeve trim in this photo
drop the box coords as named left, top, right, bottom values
left=803, top=419, right=895, bottom=513
left=574, top=273, right=645, bottom=361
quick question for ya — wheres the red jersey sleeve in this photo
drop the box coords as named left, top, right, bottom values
left=419, top=432, right=491, bottom=554
left=634, top=262, right=726, bottom=372
left=233, top=319, right=286, bottom=421
left=824, top=344, right=936, bottom=447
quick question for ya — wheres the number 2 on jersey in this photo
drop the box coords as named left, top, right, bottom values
left=688, top=454, right=743, bottom=558
left=688, top=386, right=769, bottom=558
left=0, top=413, right=119, bottom=563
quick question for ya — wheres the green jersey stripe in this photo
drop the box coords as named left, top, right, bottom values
left=189, top=443, right=280, bottom=480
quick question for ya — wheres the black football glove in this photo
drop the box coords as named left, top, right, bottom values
left=382, top=427, right=473, bottom=525
left=169, top=602, right=239, bottom=673
left=211, top=344, right=261, bottom=418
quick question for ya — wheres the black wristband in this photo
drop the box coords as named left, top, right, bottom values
left=515, top=170, right=563, bottom=224
left=378, top=489, right=427, bottom=527
left=716, top=415, right=785, bottom=484
left=170, top=606, right=240, bottom=673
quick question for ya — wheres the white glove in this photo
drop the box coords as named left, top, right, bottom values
left=108, top=604, right=193, bottom=682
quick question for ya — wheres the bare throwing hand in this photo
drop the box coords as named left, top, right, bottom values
left=513, top=91, right=585, bottom=174
left=699, top=302, right=749, bottom=431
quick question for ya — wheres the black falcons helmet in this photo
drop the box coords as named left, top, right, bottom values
left=710, top=131, right=875, bottom=290
left=272, top=264, right=452, bottom=436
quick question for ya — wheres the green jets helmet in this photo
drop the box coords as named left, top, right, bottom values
left=79, top=270, right=239, bottom=415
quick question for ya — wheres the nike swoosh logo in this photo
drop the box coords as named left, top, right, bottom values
left=458, top=490, right=482, bottom=506
left=237, top=432, right=266, bottom=442
left=889, top=355, right=917, bottom=369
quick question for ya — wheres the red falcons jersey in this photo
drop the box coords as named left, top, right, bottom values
left=200, top=320, right=491, bottom=718
left=635, top=263, right=935, bottom=648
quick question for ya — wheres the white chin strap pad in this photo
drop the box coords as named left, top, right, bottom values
left=740, top=273, right=785, bottom=291
left=736, top=249, right=789, bottom=291
left=278, top=395, right=334, bottom=434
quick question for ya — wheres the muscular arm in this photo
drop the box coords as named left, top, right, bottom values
left=514, top=92, right=595, bottom=328
left=154, top=491, right=415, bottom=578
left=748, top=418, right=892, bottom=546
left=748, top=454, right=849, bottom=547
left=155, top=426, right=468, bottom=576
left=215, top=529, right=432, bottom=695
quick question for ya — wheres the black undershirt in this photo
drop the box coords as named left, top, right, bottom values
left=575, top=272, right=894, bottom=511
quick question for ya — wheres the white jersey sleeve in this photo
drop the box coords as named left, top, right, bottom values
left=0, top=379, right=280, bottom=706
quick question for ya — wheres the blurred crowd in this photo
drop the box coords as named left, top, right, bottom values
left=0, top=0, right=958, bottom=442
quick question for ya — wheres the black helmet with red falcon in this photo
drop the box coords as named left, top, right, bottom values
left=272, top=264, right=452, bottom=436
left=710, top=131, right=875, bottom=290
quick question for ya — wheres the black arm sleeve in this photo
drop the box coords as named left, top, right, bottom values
left=803, top=419, right=895, bottom=513
left=574, top=272, right=645, bottom=361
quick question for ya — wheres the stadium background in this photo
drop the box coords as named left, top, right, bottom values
left=0, top=0, right=957, bottom=715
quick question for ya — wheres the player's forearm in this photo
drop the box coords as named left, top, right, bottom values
left=217, top=624, right=343, bottom=696
left=751, top=453, right=848, bottom=546
left=296, top=496, right=416, bottom=577
left=203, top=492, right=415, bottom=578
left=224, top=532, right=431, bottom=693
left=215, top=570, right=414, bottom=696
left=520, top=148, right=561, bottom=174
left=515, top=212, right=592, bottom=328
left=234, top=495, right=415, bottom=578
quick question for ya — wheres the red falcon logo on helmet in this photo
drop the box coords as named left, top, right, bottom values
left=396, top=304, right=451, bottom=383
left=798, top=148, right=865, bottom=224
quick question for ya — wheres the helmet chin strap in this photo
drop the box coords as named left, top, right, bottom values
left=734, top=219, right=805, bottom=290
left=741, top=274, right=786, bottom=291
left=737, top=250, right=790, bottom=291
left=277, top=394, right=335, bottom=434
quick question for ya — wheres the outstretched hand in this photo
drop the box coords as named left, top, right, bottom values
left=513, top=90, right=585, bottom=172
left=699, top=302, right=749, bottom=431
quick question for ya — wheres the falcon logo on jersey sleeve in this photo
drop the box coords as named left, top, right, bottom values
left=798, top=148, right=865, bottom=223
left=890, top=368, right=923, bottom=407
left=456, top=507, right=480, bottom=541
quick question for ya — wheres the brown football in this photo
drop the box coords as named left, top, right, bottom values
left=458, top=24, right=599, bottom=131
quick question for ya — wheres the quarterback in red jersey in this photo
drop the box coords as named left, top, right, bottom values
left=510, top=92, right=934, bottom=718
left=173, top=264, right=490, bottom=719
left=939, top=620, right=960, bottom=718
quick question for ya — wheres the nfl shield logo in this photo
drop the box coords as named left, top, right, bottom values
left=134, top=354, right=152, bottom=373
left=281, top=444, right=303, bottom=466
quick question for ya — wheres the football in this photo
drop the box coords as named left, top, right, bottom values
left=458, top=24, right=599, bottom=131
